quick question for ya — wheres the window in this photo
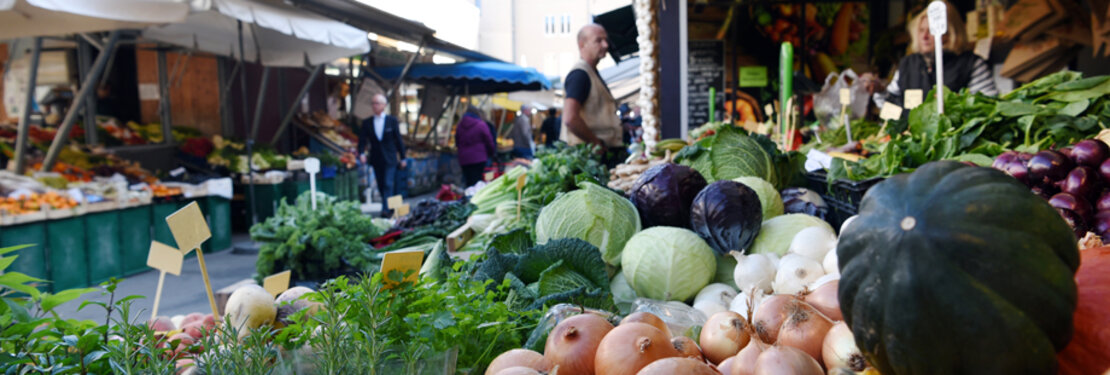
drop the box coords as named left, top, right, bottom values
left=545, top=14, right=572, bottom=36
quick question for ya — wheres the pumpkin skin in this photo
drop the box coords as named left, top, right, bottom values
left=1057, top=246, right=1110, bottom=375
left=837, top=161, right=1079, bottom=375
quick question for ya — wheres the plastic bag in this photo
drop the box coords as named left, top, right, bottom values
left=814, top=69, right=870, bottom=127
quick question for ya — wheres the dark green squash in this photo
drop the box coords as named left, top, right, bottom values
left=837, top=161, right=1079, bottom=375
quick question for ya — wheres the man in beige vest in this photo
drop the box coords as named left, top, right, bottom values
left=562, top=23, right=624, bottom=167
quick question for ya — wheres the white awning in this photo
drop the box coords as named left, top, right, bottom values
left=0, top=0, right=189, bottom=39
left=143, top=0, right=370, bottom=67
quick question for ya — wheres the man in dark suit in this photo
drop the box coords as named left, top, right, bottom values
left=359, top=94, right=406, bottom=217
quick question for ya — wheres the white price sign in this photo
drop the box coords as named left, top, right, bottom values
left=927, top=1, right=948, bottom=36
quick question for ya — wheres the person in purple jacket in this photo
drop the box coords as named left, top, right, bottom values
left=455, top=105, right=496, bottom=187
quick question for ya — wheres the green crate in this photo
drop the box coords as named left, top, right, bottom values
left=152, top=201, right=183, bottom=250
left=204, top=196, right=232, bottom=253
left=84, top=210, right=122, bottom=284
left=337, top=170, right=349, bottom=200
left=0, top=222, right=49, bottom=291
left=318, top=177, right=335, bottom=197
left=118, top=205, right=152, bottom=275
left=47, top=217, right=88, bottom=291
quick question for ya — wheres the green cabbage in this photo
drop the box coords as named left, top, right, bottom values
left=621, top=227, right=717, bottom=302
left=733, top=176, right=784, bottom=219
left=535, top=182, right=641, bottom=266
left=750, top=214, right=835, bottom=256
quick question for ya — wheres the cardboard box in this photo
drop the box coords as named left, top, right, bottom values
left=1002, top=37, right=1067, bottom=78
left=1002, top=0, right=1054, bottom=39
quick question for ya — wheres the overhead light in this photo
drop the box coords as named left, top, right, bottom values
left=396, top=41, right=419, bottom=53
left=432, top=55, right=456, bottom=64
left=367, top=32, right=379, bottom=41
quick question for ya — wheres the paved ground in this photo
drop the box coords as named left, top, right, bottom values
left=54, top=191, right=436, bottom=322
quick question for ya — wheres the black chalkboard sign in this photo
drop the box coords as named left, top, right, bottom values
left=688, top=40, right=725, bottom=127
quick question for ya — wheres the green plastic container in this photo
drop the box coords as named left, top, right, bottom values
left=118, top=205, right=152, bottom=275
left=152, top=201, right=183, bottom=249
left=336, top=170, right=349, bottom=200
left=84, top=210, right=122, bottom=284
left=318, top=177, right=335, bottom=197
left=204, top=196, right=232, bottom=253
left=47, top=216, right=88, bottom=291
left=0, top=222, right=49, bottom=290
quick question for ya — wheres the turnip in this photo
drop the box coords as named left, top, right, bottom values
left=823, top=248, right=839, bottom=276
left=275, top=286, right=323, bottom=324
left=224, top=284, right=276, bottom=339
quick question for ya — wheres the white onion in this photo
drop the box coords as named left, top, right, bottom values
left=729, top=291, right=764, bottom=321
left=810, top=273, right=839, bottom=290
left=694, top=283, right=738, bottom=307
left=772, top=254, right=825, bottom=295
left=788, top=226, right=837, bottom=261
left=840, top=215, right=858, bottom=234
left=823, top=322, right=868, bottom=372
left=822, top=248, right=839, bottom=276
left=731, top=252, right=777, bottom=295
left=694, top=299, right=728, bottom=318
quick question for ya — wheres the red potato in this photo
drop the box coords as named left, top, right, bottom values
left=168, top=333, right=195, bottom=357
left=176, top=358, right=196, bottom=375
left=149, top=316, right=175, bottom=332
left=182, top=313, right=205, bottom=327
left=181, top=321, right=209, bottom=339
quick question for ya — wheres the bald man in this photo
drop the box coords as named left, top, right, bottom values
left=562, top=23, right=624, bottom=167
left=359, top=93, right=406, bottom=217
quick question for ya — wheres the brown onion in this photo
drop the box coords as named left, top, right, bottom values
left=733, top=336, right=768, bottom=375
left=635, top=357, right=719, bottom=375
left=823, top=322, right=867, bottom=372
left=753, top=346, right=823, bottom=375
left=671, top=336, right=704, bottom=361
left=699, top=311, right=751, bottom=364
left=621, top=312, right=672, bottom=337
left=487, top=349, right=553, bottom=375
left=595, top=322, right=679, bottom=375
left=544, top=314, right=614, bottom=375
left=495, top=367, right=542, bottom=375
left=777, top=301, right=834, bottom=367
left=752, top=294, right=796, bottom=343
left=804, top=279, right=842, bottom=321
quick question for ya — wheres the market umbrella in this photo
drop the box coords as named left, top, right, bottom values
left=374, top=61, right=552, bottom=95
left=0, top=0, right=188, bottom=39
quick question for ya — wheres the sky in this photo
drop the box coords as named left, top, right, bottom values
left=356, top=0, right=480, bottom=49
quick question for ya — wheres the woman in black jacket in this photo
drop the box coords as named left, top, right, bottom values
left=863, top=2, right=997, bottom=108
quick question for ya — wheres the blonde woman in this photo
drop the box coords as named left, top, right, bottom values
left=864, top=2, right=997, bottom=108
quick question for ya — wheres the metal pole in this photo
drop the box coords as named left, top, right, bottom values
left=386, top=39, right=424, bottom=98
left=77, top=36, right=98, bottom=145
left=270, top=64, right=323, bottom=145
left=41, top=30, right=120, bottom=171
left=12, top=37, right=42, bottom=174
left=217, top=57, right=232, bottom=137
left=237, top=20, right=256, bottom=225
left=249, top=67, right=271, bottom=142
left=157, top=48, right=174, bottom=144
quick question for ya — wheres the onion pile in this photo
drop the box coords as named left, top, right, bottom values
left=992, top=139, right=1110, bottom=239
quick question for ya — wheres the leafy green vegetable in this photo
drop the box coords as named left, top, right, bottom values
left=468, top=239, right=615, bottom=312
left=251, top=191, right=382, bottom=282
left=830, top=72, right=1110, bottom=181
left=676, top=126, right=806, bottom=189
left=535, top=181, right=641, bottom=266
left=621, top=227, right=717, bottom=302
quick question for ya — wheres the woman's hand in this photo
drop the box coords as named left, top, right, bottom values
left=859, top=73, right=884, bottom=94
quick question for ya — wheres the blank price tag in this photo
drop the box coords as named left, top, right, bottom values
left=396, top=203, right=410, bottom=217
left=165, top=201, right=211, bottom=253
left=904, top=89, right=924, bottom=109
left=839, top=88, right=851, bottom=105
left=764, top=103, right=775, bottom=117
left=484, top=172, right=494, bottom=181
left=880, top=102, right=904, bottom=121
left=381, top=249, right=424, bottom=287
left=387, top=195, right=403, bottom=209
left=263, top=270, right=292, bottom=297
left=146, top=241, right=183, bottom=275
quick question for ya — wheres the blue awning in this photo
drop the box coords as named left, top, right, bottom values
left=375, top=61, right=552, bottom=94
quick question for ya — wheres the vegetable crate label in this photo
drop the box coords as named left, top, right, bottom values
left=146, top=241, right=183, bottom=275
left=165, top=201, right=211, bottom=253
left=263, top=270, right=292, bottom=297
left=381, top=249, right=423, bottom=288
